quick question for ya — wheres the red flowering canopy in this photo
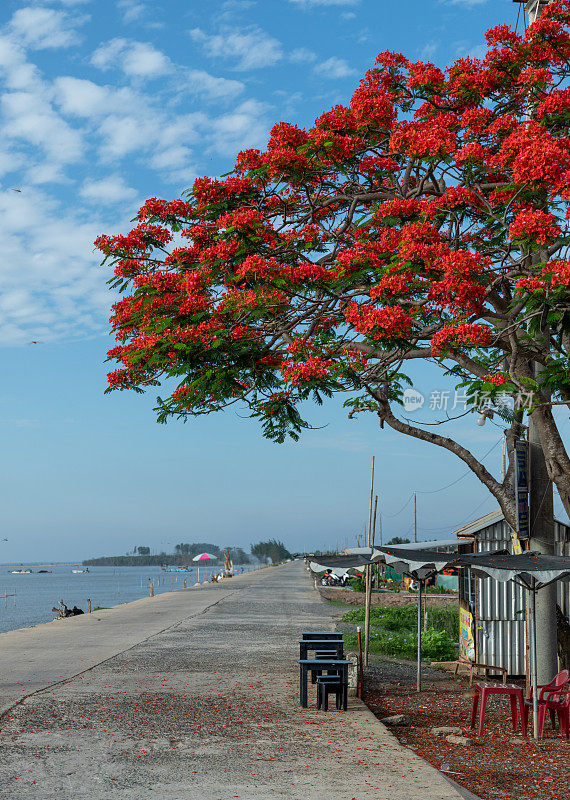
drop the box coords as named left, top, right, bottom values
left=97, top=2, right=570, bottom=524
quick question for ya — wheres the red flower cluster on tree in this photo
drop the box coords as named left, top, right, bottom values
left=430, top=324, right=493, bottom=355
left=96, top=0, right=570, bottom=485
left=482, top=373, right=508, bottom=387
left=281, top=356, right=334, bottom=387
left=509, top=207, right=561, bottom=245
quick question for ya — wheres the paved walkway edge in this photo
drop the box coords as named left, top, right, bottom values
left=0, top=590, right=234, bottom=718
left=350, top=698, right=468, bottom=797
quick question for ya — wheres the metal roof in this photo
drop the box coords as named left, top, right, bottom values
left=310, top=554, right=373, bottom=569
left=451, top=509, right=504, bottom=538
left=388, top=538, right=459, bottom=551
left=450, top=508, right=570, bottom=539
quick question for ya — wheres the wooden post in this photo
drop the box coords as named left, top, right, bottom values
left=149, top=582, right=154, bottom=597
left=417, top=580, right=423, bottom=692
left=184, top=577, right=187, bottom=588
left=87, top=598, right=92, bottom=614
left=357, top=626, right=364, bottom=698
left=364, top=494, right=378, bottom=666
left=367, top=457, right=375, bottom=543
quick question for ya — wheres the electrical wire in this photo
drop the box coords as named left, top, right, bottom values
left=416, top=438, right=501, bottom=495
left=382, top=437, right=502, bottom=522
left=383, top=493, right=413, bottom=519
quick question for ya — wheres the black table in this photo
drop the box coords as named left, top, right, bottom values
left=299, top=639, right=344, bottom=660
left=302, top=632, right=343, bottom=640
left=298, top=659, right=351, bottom=708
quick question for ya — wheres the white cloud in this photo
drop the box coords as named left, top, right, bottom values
left=2, top=91, right=83, bottom=165
left=455, top=41, right=486, bottom=59
left=9, top=7, right=87, bottom=50
left=314, top=57, right=356, bottom=79
left=0, top=188, right=121, bottom=344
left=91, top=38, right=171, bottom=78
left=420, top=41, right=439, bottom=60
left=33, top=0, right=91, bottom=5
left=54, top=77, right=138, bottom=117
left=0, top=34, right=42, bottom=91
left=189, top=26, right=283, bottom=70
left=149, top=146, right=192, bottom=170
left=340, top=11, right=357, bottom=19
left=122, top=41, right=170, bottom=77
left=288, top=0, right=360, bottom=6
left=0, top=150, right=25, bottom=177
left=184, top=69, right=244, bottom=99
left=208, top=99, right=269, bottom=156
left=27, top=162, right=70, bottom=185
left=79, top=175, right=138, bottom=204
left=118, top=0, right=147, bottom=24
left=98, top=114, right=154, bottom=158
left=221, top=0, right=257, bottom=11
left=289, top=47, right=316, bottom=64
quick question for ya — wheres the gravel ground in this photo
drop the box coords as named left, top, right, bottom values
left=363, top=659, right=570, bottom=800
left=365, top=658, right=452, bottom=688
left=0, top=561, right=463, bottom=800
left=319, top=589, right=457, bottom=608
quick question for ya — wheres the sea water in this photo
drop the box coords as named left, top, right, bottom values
left=0, top=563, right=254, bottom=634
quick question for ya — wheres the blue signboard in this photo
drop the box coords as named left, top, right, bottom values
left=514, top=440, right=529, bottom=540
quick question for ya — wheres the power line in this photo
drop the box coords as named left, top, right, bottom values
left=382, top=436, right=503, bottom=537
left=383, top=494, right=413, bottom=519
left=416, top=439, right=501, bottom=495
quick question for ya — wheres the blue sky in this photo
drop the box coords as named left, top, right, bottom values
left=0, top=0, right=565, bottom=562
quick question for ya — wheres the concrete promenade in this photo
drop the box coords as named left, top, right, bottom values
left=0, top=560, right=463, bottom=799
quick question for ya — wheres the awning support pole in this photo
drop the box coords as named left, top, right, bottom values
left=364, top=563, right=372, bottom=666
left=417, top=579, right=422, bottom=692
left=529, top=579, right=539, bottom=739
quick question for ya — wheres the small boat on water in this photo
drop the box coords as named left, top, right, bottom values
left=161, top=566, right=191, bottom=573
left=38, top=569, right=52, bottom=573
left=71, top=568, right=89, bottom=574
left=9, top=569, right=32, bottom=574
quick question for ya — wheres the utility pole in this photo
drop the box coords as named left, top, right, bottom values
left=413, top=492, right=417, bottom=543
left=512, top=0, right=558, bottom=683
left=367, top=457, right=375, bottom=544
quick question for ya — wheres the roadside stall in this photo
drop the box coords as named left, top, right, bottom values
left=459, top=550, right=570, bottom=739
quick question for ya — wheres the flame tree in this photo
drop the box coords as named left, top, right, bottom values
left=97, top=2, right=570, bottom=529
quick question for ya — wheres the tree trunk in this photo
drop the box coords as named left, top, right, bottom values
left=557, top=605, right=570, bottom=671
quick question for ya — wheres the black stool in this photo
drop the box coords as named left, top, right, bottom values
left=316, top=675, right=347, bottom=711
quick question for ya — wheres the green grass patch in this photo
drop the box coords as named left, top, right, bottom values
left=340, top=603, right=458, bottom=661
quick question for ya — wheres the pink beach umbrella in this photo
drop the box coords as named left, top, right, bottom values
left=192, top=552, right=216, bottom=562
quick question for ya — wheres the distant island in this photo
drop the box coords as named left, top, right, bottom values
left=83, top=539, right=291, bottom=567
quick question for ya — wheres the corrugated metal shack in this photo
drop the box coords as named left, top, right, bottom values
left=453, top=510, right=570, bottom=676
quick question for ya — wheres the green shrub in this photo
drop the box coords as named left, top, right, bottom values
left=339, top=603, right=458, bottom=661
left=420, top=628, right=456, bottom=661
left=348, top=575, right=366, bottom=592
left=342, top=604, right=457, bottom=635
left=343, top=627, right=456, bottom=661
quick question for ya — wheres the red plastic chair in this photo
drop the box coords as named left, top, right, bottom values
left=546, top=683, right=570, bottom=738
left=522, top=670, right=570, bottom=737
